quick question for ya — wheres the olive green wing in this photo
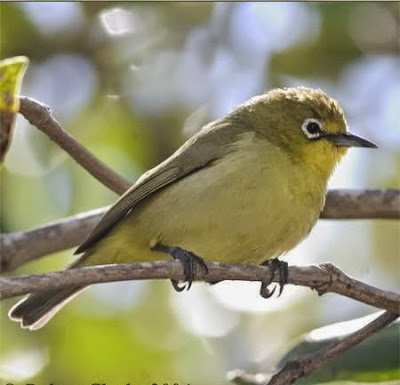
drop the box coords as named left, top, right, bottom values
left=75, top=119, right=241, bottom=254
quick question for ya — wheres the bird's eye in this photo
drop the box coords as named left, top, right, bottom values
left=302, top=118, right=323, bottom=140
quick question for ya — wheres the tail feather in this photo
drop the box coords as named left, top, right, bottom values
left=8, top=286, right=84, bottom=330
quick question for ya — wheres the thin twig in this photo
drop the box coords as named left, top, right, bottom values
left=18, top=96, right=131, bottom=195
left=229, top=311, right=398, bottom=385
left=1, top=189, right=398, bottom=273
left=266, top=311, right=398, bottom=385
left=1, top=262, right=399, bottom=314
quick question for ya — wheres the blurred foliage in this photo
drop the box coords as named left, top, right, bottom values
left=0, top=2, right=399, bottom=385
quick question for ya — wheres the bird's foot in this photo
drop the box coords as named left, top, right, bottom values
left=259, top=258, right=289, bottom=299
left=151, top=243, right=208, bottom=291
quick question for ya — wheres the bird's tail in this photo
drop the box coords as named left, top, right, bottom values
left=8, top=249, right=93, bottom=330
left=8, top=286, right=85, bottom=330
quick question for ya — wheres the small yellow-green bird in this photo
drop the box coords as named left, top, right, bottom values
left=9, top=87, right=376, bottom=329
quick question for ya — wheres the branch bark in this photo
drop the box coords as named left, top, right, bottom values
left=1, top=262, right=399, bottom=314
left=1, top=206, right=110, bottom=272
left=1, top=189, right=398, bottom=273
left=18, top=96, right=131, bottom=195
left=268, top=311, right=398, bottom=385
left=321, top=189, right=400, bottom=219
left=230, top=311, right=399, bottom=385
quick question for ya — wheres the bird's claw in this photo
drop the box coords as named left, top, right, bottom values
left=259, top=258, right=289, bottom=299
left=260, top=282, right=276, bottom=298
left=151, top=243, right=208, bottom=291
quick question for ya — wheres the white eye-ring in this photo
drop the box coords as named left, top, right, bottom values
left=302, top=118, right=323, bottom=140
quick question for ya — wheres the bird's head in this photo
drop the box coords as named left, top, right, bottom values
left=241, top=87, right=376, bottom=179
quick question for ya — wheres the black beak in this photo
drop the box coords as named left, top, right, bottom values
left=325, top=133, right=377, bottom=148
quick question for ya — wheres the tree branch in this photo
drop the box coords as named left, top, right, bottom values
left=1, top=262, right=399, bottom=314
left=18, top=96, right=131, bottom=195
left=1, top=206, right=110, bottom=272
left=229, top=311, right=399, bottom=385
left=1, top=189, right=398, bottom=273
left=321, top=189, right=400, bottom=219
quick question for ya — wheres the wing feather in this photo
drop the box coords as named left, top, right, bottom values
left=75, top=166, right=179, bottom=254
left=75, top=119, right=243, bottom=254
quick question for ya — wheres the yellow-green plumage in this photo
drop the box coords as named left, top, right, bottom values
left=93, top=132, right=325, bottom=265
left=9, top=87, right=376, bottom=329
left=85, top=87, right=347, bottom=265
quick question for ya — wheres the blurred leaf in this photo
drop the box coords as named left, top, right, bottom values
left=0, top=3, right=42, bottom=58
left=0, top=56, right=29, bottom=164
left=271, top=3, right=362, bottom=81
left=277, top=313, right=400, bottom=384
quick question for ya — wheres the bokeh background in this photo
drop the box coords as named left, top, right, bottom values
left=1, top=2, right=399, bottom=384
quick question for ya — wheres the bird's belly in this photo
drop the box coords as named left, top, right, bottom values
left=92, top=139, right=321, bottom=266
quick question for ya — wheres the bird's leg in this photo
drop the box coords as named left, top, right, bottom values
left=259, top=258, right=289, bottom=299
left=151, top=243, right=208, bottom=291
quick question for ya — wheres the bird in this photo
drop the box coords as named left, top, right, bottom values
left=9, top=87, right=376, bottom=329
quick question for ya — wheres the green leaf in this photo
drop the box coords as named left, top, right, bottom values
left=0, top=55, right=29, bottom=164
left=277, top=313, right=400, bottom=384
